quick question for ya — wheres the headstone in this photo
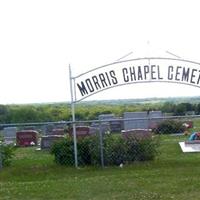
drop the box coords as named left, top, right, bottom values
left=123, top=111, right=163, bottom=130
left=51, top=128, right=65, bottom=135
left=89, top=127, right=99, bottom=134
left=41, top=135, right=64, bottom=149
left=98, top=114, right=115, bottom=120
left=148, top=111, right=163, bottom=129
left=3, top=127, right=17, bottom=143
left=69, top=126, right=90, bottom=138
left=16, top=130, right=38, bottom=147
left=123, top=112, right=148, bottom=130
left=110, top=119, right=123, bottom=132
left=121, top=129, right=152, bottom=140
left=179, top=141, right=200, bottom=152
left=22, top=126, right=36, bottom=130
left=98, top=114, right=122, bottom=132
left=43, top=124, right=55, bottom=135
left=91, top=122, right=110, bottom=134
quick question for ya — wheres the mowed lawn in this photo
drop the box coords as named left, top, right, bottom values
left=1, top=135, right=200, bottom=200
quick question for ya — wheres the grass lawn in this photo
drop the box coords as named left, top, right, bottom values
left=1, top=134, right=200, bottom=200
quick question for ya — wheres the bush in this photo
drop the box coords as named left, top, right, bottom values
left=50, top=137, right=74, bottom=165
left=153, top=120, right=185, bottom=134
left=50, top=134, right=159, bottom=166
left=125, top=136, right=159, bottom=162
left=0, top=142, right=16, bottom=167
left=103, top=134, right=126, bottom=165
left=50, top=135, right=99, bottom=166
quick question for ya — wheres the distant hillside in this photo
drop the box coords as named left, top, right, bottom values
left=79, top=96, right=200, bottom=105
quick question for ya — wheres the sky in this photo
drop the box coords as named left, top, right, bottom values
left=1, top=0, right=200, bottom=104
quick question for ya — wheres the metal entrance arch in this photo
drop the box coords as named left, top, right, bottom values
left=69, top=57, right=200, bottom=167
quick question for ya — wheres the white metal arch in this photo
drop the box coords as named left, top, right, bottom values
left=69, top=57, right=200, bottom=167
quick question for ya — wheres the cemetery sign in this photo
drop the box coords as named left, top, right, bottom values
left=71, top=58, right=200, bottom=102
left=69, top=56, right=200, bottom=167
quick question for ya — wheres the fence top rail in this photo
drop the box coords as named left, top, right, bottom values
left=0, top=121, right=72, bottom=128
left=72, top=115, right=200, bottom=124
left=1, top=115, right=200, bottom=127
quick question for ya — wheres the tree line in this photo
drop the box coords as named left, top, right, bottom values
left=0, top=102, right=200, bottom=124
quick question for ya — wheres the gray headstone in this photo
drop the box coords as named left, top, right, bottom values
left=41, top=135, right=64, bottom=149
left=110, top=119, right=122, bottom=132
left=91, top=122, right=110, bottom=134
left=43, top=124, right=55, bottom=135
left=3, top=127, right=17, bottom=143
left=148, top=111, right=163, bottom=129
left=98, top=114, right=122, bottom=133
left=98, top=114, right=115, bottom=120
left=123, top=111, right=163, bottom=130
left=123, top=112, right=148, bottom=130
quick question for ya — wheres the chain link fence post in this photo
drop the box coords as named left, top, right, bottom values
left=99, top=121, right=104, bottom=167
left=0, top=148, right=2, bottom=170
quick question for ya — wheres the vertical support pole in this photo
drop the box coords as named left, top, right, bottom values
left=0, top=146, right=2, bottom=170
left=99, top=121, right=104, bottom=167
left=69, top=65, right=78, bottom=168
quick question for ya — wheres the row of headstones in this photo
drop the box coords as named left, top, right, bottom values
left=1, top=126, right=97, bottom=149
left=1, top=111, right=163, bottom=138
left=1, top=127, right=64, bottom=149
left=97, top=111, right=163, bottom=131
left=1, top=111, right=163, bottom=149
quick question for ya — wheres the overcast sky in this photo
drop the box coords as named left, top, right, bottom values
left=0, top=0, right=200, bottom=104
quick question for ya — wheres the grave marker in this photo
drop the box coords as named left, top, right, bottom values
left=69, top=126, right=90, bottom=138
left=121, top=129, right=152, bottom=140
left=16, top=130, right=38, bottom=147
left=3, top=127, right=17, bottom=144
left=41, top=135, right=64, bottom=149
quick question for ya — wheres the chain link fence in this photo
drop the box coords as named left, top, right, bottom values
left=0, top=115, right=200, bottom=168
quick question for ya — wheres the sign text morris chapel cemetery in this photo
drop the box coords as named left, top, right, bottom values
left=74, top=58, right=200, bottom=102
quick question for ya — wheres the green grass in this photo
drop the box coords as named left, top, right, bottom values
left=1, top=135, right=200, bottom=200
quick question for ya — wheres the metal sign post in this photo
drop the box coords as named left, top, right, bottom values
left=69, top=65, right=78, bottom=168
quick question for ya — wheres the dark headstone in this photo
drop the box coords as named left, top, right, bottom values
left=41, top=135, right=64, bottom=149
left=69, top=126, right=90, bottom=138
left=51, top=128, right=65, bottom=135
left=121, top=129, right=152, bottom=140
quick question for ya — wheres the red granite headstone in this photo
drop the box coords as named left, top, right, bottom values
left=16, top=130, right=38, bottom=147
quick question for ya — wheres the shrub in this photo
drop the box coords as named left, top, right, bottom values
left=50, top=134, right=159, bottom=166
left=50, top=136, right=74, bottom=165
left=103, top=134, right=126, bottom=165
left=0, top=142, right=16, bottom=167
left=125, top=137, right=159, bottom=162
left=50, top=135, right=99, bottom=166
left=153, top=120, right=185, bottom=134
